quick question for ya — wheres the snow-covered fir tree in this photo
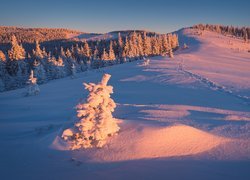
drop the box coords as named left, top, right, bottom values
left=108, top=41, right=116, bottom=60
left=7, top=35, right=27, bottom=77
left=93, top=46, right=99, bottom=60
left=137, top=33, right=144, bottom=57
left=143, top=32, right=151, bottom=56
left=26, top=70, right=40, bottom=96
left=122, top=37, right=130, bottom=59
left=33, top=59, right=47, bottom=83
left=0, top=50, right=6, bottom=62
left=169, top=48, right=174, bottom=58
left=8, top=35, right=26, bottom=61
left=71, top=63, right=76, bottom=78
left=32, top=40, right=44, bottom=60
left=55, top=57, right=66, bottom=79
left=101, top=48, right=109, bottom=60
left=142, top=58, right=150, bottom=66
left=62, top=74, right=120, bottom=149
left=117, top=32, right=123, bottom=58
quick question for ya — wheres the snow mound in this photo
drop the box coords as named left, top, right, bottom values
left=66, top=123, right=230, bottom=162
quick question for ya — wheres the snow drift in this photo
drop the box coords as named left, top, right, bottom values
left=53, top=122, right=230, bottom=162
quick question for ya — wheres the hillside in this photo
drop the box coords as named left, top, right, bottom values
left=0, top=26, right=84, bottom=43
left=0, top=28, right=250, bottom=180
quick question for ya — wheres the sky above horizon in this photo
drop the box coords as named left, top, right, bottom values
left=0, top=0, right=249, bottom=34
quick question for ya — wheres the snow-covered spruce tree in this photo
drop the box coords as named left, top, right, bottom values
left=8, top=35, right=26, bottom=61
left=62, top=74, right=120, bottom=149
left=32, top=40, right=44, bottom=60
left=117, top=32, right=123, bottom=59
left=33, top=59, right=47, bottom=83
left=142, top=58, right=150, bottom=66
left=101, top=48, right=109, bottom=61
left=71, top=63, right=76, bottom=78
left=7, top=35, right=27, bottom=77
left=169, top=48, right=174, bottom=58
left=108, top=41, right=116, bottom=61
left=26, top=70, right=40, bottom=96
left=183, top=43, right=189, bottom=49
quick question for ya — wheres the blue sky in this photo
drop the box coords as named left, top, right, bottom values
left=0, top=0, right=249, bottom=33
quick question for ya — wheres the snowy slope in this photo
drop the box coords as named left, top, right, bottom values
left=0, top=28, right=250, bottom=180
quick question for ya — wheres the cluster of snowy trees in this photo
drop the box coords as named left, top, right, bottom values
left=0, top=31, right=179, bottom=92
left=193, top=24, right=249, bottom=42
left=0, top=26, right=82, bottom=43
left=62, top=74, right=119, bottom=149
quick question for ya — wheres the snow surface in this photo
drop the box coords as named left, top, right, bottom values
left=0, top=28, right=250, bottom=180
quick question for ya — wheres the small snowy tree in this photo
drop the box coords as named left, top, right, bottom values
left=169, top=48, right=174, bottom=58
left=62, top=74, right=120, bottom=149
left=71, top=63, right=76, bottom=78
left=26, top=70, right=40, bottom=96
left=142, top=58, right=150, bottom=66
left=183, top=43, right=188, bottom=49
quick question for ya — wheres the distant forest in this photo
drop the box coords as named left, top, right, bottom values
left=0, top=26, right=83, bottom=43
left=193, top=24, right=249, bottom=40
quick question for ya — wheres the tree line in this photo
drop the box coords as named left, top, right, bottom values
left=193, top=24, right=249, bottom=42
left=0, top=31, right=179, bottom=92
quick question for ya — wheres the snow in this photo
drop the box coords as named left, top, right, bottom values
left=1, top=28, right=250, bottom=180
left=72, top=123, right=229, bottom=162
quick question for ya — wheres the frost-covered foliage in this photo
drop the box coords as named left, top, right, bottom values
left=8, top=35, right=26, bottom=61
left=62, top=74, right=119, bottom=149
left=26, top=70, right=40, bottom=96
left=33, top=60, right=47, bottom=83
left=183, top=43, right=189, bottom=49
left=71, top=64, right=76, bottom=78
left=169, top=48, right=174, bottom=58
left=142, top=58, right=150, bottom=66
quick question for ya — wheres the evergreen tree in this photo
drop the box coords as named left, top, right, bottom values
left=71, top=63, right=76, bottom=78
left=55, top=57, right=66, bottom=78
left=122, top=36, right=129, bottom=59
left=143, top=32, right=151, bottom=56
left=7, top=35, right=27, bottom=76
left=93, top=46, right=99, bottom=60
left=8, top=35, right=26, bottom=61
left=137, top=33, right=144, bottom=57
left=33, top=40, right=44, bottom=59
left=108, top=41, right=116, bottom=60
left=162, top=34, right=169, bottom=56
left=26, top=70, right=40, bottom=96
left=0, top=50, right=6, bottom=62
left=117, top=32, right=123, bottom=58
left=101, top=48, right=109, bottom=60
left=169, top=48, right=174, bottom=58
left=83, top=41, right=91, bottom=60
left=33, top=59, right=47, bottom=83
left=62, top=74, right=119, bottom=149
